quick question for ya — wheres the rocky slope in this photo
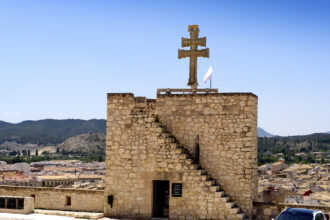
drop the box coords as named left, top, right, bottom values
left=58, top=133, right=105, bottom=152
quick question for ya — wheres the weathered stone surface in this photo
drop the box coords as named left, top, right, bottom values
left=156, top=93, right=258, bottom=217
left=0, top=185, right=104, bottom=212
left=105, top=92, right=258, bottom=219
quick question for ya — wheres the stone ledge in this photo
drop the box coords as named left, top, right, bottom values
left=157, top=88, right=218, bottom=95
left=35, top=209, right=104, bottom=219
left=157, top=89, right=257, bottom=98
left=0, top=185, right=104, bottom=193
left=107, top=93, right=134, bottom=97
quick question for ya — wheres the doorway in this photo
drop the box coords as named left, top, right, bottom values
left=153, top=180, right=169, bottom=218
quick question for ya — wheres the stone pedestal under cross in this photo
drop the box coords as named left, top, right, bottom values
left=178, top=25, right=209, bottom=89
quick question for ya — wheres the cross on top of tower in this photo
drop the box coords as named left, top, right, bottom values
left=178, top=25, right=209, bottom=89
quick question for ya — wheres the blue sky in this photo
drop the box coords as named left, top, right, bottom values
left=0, top=0, right=329, bottom=136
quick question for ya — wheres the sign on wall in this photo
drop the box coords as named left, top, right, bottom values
left=172, top=183, right=182, bottom=197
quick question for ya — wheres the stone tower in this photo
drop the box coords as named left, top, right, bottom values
left=104, top=26, right=258, bottom=220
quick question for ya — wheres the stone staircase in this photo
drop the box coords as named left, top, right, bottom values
left=152, top=119, right=249, bottom=220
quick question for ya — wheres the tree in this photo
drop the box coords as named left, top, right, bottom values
left=56, top=147, right=60, bottom=154
left=10, top=156, right=23, bottom=164
left=9, top=151, right=17, bottom=156
left=42, top=151, right=50, bottom=156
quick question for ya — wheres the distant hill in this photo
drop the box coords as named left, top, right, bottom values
left=257, top=127, right=275, bottom=137
left=0, top=121, right=12, bottom=129
left=258, top=133, right=330, bottom=164
left=0, top=119, right=106, bottom=145
left=59, top=133, right=105, bottom=152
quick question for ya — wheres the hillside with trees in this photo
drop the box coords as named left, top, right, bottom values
left=0, top=119, right=106, bottom=145
left=258, top=133, right=330, bottom=165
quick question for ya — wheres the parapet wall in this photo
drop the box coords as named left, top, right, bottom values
left=156, top=92, right=258, bottom=215
left=0, top=185, right=104, bottom=212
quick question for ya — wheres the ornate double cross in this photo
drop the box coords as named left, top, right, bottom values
left=178, top=25, right=209, bottom=89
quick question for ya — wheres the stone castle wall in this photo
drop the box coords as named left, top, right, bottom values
left=105, top=92, right=258, bottom=219
left=0, top=185, right=104, bottom=212
left=156, top=93, right=258, bottom=215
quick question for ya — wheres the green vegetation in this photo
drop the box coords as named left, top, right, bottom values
left=0, top=150, right=105, bottom=164
left=258, top=133, right=330, bottom=165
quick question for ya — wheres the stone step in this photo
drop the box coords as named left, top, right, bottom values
left=179, top=154, right=188, bottom=159
left=231, top=207, right=240, bottom=214
left=153, top=122, right=161, bottom=127
left=175, top=147, right=183, bottom=153
left=221, top=196, right=230, bottom=202
left=205, top=179, right=215, bottom=186
left=215, top=191, right=224, bottom=197
left=161, top=132, right=171, bottom=138
left=236, top=213, right=245, bottom=220
left=170, top=143, right=178, bottom=148
left=190, top=164, right=200, bottom=171
left=165, top=137, right=175, bottom=143
left=210, top=185, right=220, bottom=192
left=155, top=127, right=166, bottom=133
left=200, top=175, right=208, bottom=181
left=226, top=201, right=235, bottom=208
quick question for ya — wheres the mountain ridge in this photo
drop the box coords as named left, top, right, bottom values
left=0, top=119, right=105, bottom=145
left=0, top=119, right=328, bottom=145
left=257, top=128, right=275, bottom=137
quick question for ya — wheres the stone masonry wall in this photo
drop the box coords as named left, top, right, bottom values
left=0, top=185, right=104, bottom=212
left=105, top=93, right=256, bottom=219
left=156, top=93, right=258, bottom=217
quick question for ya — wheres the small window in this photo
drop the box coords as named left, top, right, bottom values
left=0, top=198, right=5, bottom=208
left=31, top=194, right=35, bottom=202
left=65, top=196, right=71, bottom=206
left=7, top=198, right=16, bottom=209
left=17, top=199, right=24, bottom=209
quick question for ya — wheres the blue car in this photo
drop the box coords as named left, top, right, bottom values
left=274, top=208, right=327, bottom=220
